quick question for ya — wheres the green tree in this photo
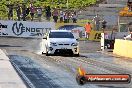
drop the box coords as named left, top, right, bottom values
left=0, top=0, right=97, bottom=20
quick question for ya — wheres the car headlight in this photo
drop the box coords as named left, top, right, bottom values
left=71, top=43, right=78, bottom=46
left=50, top=42, right=57, bottom=46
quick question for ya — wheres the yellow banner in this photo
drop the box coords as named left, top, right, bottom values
left=89, top=30, right=103, bottom=41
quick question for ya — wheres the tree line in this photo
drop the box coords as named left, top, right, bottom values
left=0, top=0, right=96, bottom=20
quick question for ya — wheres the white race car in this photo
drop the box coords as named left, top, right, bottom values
left=42, top=30, right=79, bottom=56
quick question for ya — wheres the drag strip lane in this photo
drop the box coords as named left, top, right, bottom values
left=7, top=51, right=99, bottom=88
left=9, top=55, right=62, bottom=88
left=6, top=49, right=132, bottom=88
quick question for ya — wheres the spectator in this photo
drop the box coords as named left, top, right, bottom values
left=22, top=4, right=27, bottom=21
left=124, top=31, right=132, bottom=40
left=52, top=8, right=59, bottom=23
left=110, top=27, right=117, bottom=40
left=60, top=10, right=64, bottom=23
left=101, top=20, right=107, bottom=32
left=85, top=22, right=92, bottom=39
left=7, top=4, right=14, bottom=20
left=45, top=6, right=51, bottom=21
left=93, top=14, right=101, bottom=31
left=124, top=22, right=132, bottom=40
left=26, top=6, right=30, bottom=17
left=37, top=7, right=42, bottom=22
left=127, top=0, right=132, bottom=11
left=72, top=12, right=77, bottom=23
left=67, top=12, right=70, bottom=23
left=64, top=12, right=69, bottom=23
left=30, top=4, right=36, bottom=21
left=16, top=4, right=21, bottom=21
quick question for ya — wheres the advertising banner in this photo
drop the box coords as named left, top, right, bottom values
left=0, top=20, right=55, bottom=38
left=89, top=30, right=102, bottom=41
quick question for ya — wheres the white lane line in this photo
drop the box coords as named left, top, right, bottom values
left=11, top=61, right=35, bottom=88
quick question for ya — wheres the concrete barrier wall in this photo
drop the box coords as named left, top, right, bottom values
left=113, top=39, right=132, bottom=58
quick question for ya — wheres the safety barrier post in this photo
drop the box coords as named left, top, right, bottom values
left=101, top=33, right=105, bottom=51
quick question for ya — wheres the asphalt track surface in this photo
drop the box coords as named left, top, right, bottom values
left=0, top=37, right=132, bottom=88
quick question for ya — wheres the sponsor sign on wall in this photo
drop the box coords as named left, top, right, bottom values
left=89, top=30, right=102, bottom=41
left=0, top=20, right=55, bottom=38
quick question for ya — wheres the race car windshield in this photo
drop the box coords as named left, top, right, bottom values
left=49, top=32, right=74, bottom=38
